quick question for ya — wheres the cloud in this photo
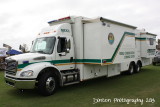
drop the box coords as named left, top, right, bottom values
left=0, top=0, right=160, bottom=50
left=0, top=13, right=12, bottom=25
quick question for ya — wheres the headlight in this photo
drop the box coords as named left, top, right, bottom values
left=20, top=70, right=33, bottom=77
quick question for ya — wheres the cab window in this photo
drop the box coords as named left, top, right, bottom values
left=57, top=37, right=71, bottom=53
left=57, top=37, right=66, bottom=53
left=149, top=38, right=154, bottom=45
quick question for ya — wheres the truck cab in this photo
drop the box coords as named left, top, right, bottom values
left=5, top=17, right=79, bottom=96
left=31, top=23, right=75, bottom=70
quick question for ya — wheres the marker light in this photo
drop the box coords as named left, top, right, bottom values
left=58, top=16, right=71, bottom=20
left=103, top=60, right=107, bottom=63
left=44, top=32, right=50, bottom=34
left=48, top=16, right=71, bottom=24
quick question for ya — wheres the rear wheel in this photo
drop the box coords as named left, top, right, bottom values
left=127, top=63, right=135, bottom=75
left=152, top=62, right=156, bottom=66
left=135, top=62, right=141, bottom=73
left=38, top=72, right=58, bottom=96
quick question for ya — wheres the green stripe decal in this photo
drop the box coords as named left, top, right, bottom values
left=18, top=63, right=32, bottom=68
left=18, top=60, right=71, bottom=68
left=18, top=32, right=135, bottom=69
left=135, top=37, right=146, bottom=40
left=51, top=60, right=71, bottom=64
left=18, top=59, right=101, bottom=68
left=106, top=32, right=135, bottom=62
left=75, top=59, right=101, bottom=63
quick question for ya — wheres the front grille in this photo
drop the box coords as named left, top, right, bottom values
left=5, top=59, right=18, bottom=76
left=6, top=69, right=17, bottom=75
left=6, top=80, right=15, bottom=86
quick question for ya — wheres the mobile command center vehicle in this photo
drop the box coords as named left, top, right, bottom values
left=4, top=16, right=157, bottom=96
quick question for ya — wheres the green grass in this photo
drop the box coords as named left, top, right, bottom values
left=0, top=65, right=160, bottom=107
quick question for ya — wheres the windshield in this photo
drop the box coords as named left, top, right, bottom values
left=30, top=37, right=56, bottom=54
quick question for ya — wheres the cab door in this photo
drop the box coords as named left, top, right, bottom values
left=55, top=36, right=75, bottom=70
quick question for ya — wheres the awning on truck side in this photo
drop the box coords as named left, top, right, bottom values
left=82, top=17, right=137, bottom=29
left=146, top=32, right=157, bottom=36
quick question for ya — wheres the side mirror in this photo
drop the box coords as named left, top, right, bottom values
left=58, top=36, right=61, bottom=39
left=19, top=45, right=22, bottom=50
left=66, top=48, right=70, bottom=53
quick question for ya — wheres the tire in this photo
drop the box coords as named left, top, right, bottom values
left=152, top=62, right=156, bottom=66
left=38, top=72, right=58, bottom=96
left=135, top=62, right=141, bottom=73
left=127, top=63, right=135, bottom=75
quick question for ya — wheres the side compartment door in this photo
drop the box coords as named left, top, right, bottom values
left=55, top=36, right=75, bottom=70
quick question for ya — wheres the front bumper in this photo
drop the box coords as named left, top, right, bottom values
left=153, top=57, right=160, bottom=63
left=5, top=76, right=36, bottom=89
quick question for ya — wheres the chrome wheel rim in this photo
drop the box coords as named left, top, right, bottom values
left=130, top=66, right=133, bottom=73
left=46, top=77, right=55, bottom=92
left=137, top=65, right=140, bottom=72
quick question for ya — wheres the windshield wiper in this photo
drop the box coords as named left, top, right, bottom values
left=37, top=51, right=47, bottom=54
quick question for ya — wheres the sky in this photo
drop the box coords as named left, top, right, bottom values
left=0, top=0, right=160, bottom=50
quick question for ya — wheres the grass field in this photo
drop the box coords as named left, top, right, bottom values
left=0, top=65, right=160, bottom=107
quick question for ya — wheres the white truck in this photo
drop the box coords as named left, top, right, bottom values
left=4, top=16, right=157, bottom=96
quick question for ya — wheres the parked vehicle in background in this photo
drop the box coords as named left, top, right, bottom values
left=153, top=50, right=160, bottom=65
left=0, top=48, right=7, bottom=70
left=6, top=49, right=22, bottom=56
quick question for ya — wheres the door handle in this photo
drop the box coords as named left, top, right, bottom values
left=70, top=57, right=73, bottom=62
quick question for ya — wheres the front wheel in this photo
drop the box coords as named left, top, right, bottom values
left=38, top=72, right=58, bottom=96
